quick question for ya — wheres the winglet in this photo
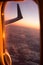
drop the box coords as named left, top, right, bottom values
left=17, top=3, right=23, bottom=19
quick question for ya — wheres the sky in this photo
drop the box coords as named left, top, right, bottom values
left=4, top=0, right=40, bottom=29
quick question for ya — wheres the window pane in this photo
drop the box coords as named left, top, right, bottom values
left=4, top=1, right=40, bottom=65
left=4, top=2, right=17, bottom=21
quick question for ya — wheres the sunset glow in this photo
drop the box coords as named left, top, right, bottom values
left=4, top=0, right=40, bottom=30
left=13, top=19, right=40, bottom=29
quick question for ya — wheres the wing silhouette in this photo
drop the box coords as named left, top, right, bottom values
left=5, top=3, right=23, bottom=25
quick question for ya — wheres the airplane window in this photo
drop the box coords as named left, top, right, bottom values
left=4, top=0, right=40, bottom=65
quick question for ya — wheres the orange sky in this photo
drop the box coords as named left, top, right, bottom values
left=12, top=19, right=40, bottom=30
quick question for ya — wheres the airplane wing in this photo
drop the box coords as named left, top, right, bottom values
left=5, top=3, right=23, bottom=25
